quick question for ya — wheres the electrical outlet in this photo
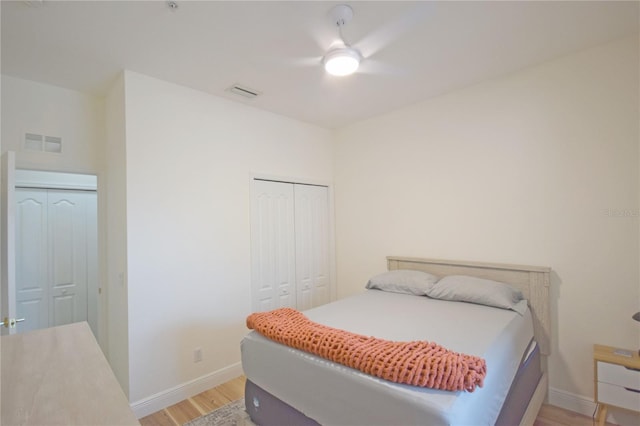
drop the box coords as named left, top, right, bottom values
left=193, top=347, right=203, bottom=363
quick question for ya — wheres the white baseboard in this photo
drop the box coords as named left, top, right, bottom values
left=130, top=362, right=244, bottom=418
left=548, top=387, right=597, bottom=418
left=549, top=386, right=640, bottom=425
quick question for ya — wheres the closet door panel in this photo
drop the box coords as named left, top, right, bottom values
left=48, top=191, right=88, bottom=327
left=294, top=186, right=313, bottom=310
left=251, top=180, right=296, bottom=311
left=295, top=185, right=330, bottom=310
left=312, top=186, right=330, bottom=307
left=15, top=189, right=48, bottom=333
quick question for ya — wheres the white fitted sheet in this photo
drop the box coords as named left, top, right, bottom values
left=241, top=290, right=534, bottom=426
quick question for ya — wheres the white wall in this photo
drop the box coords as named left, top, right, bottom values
left=105, top=73, right=130, bottom=395
left=334, top=35, right=639, bottom=414
left=1, top=75, right=104, bottom=174
left=121, top=71, right=333, bottom=406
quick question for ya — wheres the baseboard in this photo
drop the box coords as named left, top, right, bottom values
left=130, top=362, right=243, bottom=418
left=549, top=386, right=640, bottom=425
left=548, top=387, right=596, bottom=417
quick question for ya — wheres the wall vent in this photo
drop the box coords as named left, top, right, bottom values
left=24, top=133, right=62, bottom=153
left=44, top=136, right=62, bottom=153
left=227, top=84, right=261, bottom=99
left=25, top=133, right=43, bottom=151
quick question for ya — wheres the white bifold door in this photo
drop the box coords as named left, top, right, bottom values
left=15, top=188, right=97, bottom=333
left=251, top=180, right=331, bottom=312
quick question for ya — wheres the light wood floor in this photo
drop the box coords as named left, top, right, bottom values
left=139, top=376, right=246, bottom=426
left=140, top=375, right=601, bottom=426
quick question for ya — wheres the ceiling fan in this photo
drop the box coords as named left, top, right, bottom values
left=322, top=5, right=361, bottom=76
left=318, top=3, right=433, bottom=78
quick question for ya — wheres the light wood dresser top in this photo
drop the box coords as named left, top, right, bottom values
left=1, top=322, right=139, bottom=425
left=594, top=344, right=640, bottom=369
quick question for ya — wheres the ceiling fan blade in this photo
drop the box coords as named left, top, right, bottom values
left=358, top=59, right=408, bottom=77
left=283, top=56, right=323, bottom=68
left=355, top=2, right=435, bottom=59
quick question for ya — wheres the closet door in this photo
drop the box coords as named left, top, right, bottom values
left=48, top=190, right=89, bottom=327
left=16, top=189, right=48, bottom=333
left=15, top=188, right=93, bottom=332
left=294, top=185, right=330, bottom=310
left=251, top=180, right=296, bottom=311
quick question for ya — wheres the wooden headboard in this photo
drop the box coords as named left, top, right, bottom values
left=387, top=256, right=551, bottom=358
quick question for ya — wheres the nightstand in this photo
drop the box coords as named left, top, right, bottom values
left=593, top=344, right=640, bottom=426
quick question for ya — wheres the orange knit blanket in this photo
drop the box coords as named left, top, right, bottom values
left=246, top=308, right=486, bottom=392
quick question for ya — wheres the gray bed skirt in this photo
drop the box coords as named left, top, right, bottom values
left=245, top=344, right=542, bottom=425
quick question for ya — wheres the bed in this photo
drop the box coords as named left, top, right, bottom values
left=241, top=256, right=551, bottom=425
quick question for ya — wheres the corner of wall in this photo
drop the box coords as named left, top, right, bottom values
left=104, top=71, right=130, bottom=397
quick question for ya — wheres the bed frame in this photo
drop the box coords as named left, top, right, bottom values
left=387, top=256, right=551, bottom=425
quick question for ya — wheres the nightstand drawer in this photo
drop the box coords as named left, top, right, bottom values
left=598, top=382, right=640, bottom=412
left=598, top=361, right=640, bottom=389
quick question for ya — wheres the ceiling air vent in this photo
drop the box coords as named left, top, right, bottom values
left=227, top=84, right=261, bottom=100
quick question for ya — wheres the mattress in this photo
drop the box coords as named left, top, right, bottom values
left=241, top=289, right=535, bottom=425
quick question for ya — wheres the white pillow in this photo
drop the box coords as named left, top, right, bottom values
left=366, top=270, right=438, bottom=296
left=427, top=275, right=528, bottom=315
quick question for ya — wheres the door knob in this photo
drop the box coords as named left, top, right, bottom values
left=1, top=317, right=25, bottom=328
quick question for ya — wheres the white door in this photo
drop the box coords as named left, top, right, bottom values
left=48, top=190, right=89, bottom=327
left=294, top=185, right=330, bottom=310
left=15, top=188, right=94, bottom=333
left=1, top=152, right=17, bottom=335
left=15, top=189, right=48, bottom=332
left=250, top=180, right=296, bottom=311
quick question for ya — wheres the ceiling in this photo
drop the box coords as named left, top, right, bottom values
left=2, top=1, right=638, bottom=129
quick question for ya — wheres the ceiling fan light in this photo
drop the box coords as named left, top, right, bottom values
left=323, top=47, right=361, bottom=76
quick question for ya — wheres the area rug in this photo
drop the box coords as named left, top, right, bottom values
left=186, top=399, right=254, bottom=426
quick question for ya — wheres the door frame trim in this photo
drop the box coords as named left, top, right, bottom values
left=15, top=169, right=97, bottom=191
left=1, top=152, right=17, bottom=336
